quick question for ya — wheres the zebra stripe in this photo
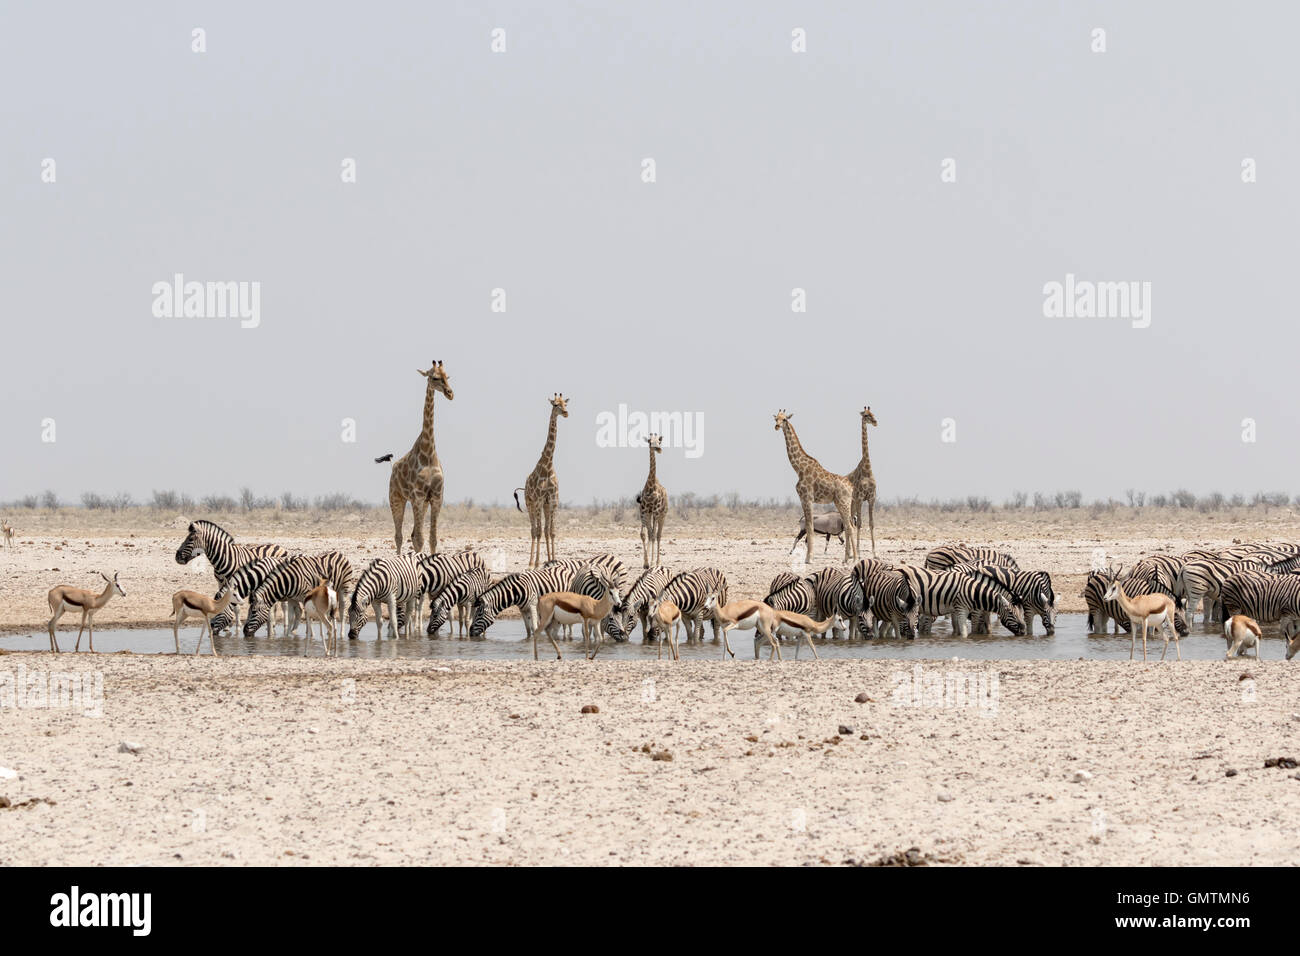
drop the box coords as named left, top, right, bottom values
left=607, top=566, right=673, bottom=642
left=851, top=559, right=917, bottom=639
left=346, top=554, right=426, bottom=639
left=175, top=519, right=288, bottom=584
left=468, top=558, right=585, bottom=636
left=1220, top=571, right=1300, bottom=625
left=650, top=570, right=717, bottom=643
left=427, top=565, right=492, bottom=635
left=807, top=567, right=865, bottom=639
left=923, top=546, right=1020, bottom=573
left=244, top=551, right=355, bottom=638
left=950, top=564, right=1056, bottom=635
left=898, top=566, right=1025, bottom=637
left=209, top=555, right=288, bottom=634
left=763, top=572, right=814, bottom=615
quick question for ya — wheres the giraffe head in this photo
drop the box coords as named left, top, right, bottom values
left=773, top=409, right=793, bottom=431
left=861, top=406, right=878, bottom=427
left=647, top=433, right=663, bottom=454
left=418, top=360, right=454, bottom=400
left=550, top=393, right=569, bottom=418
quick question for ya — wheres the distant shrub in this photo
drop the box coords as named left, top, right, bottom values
left=201, top=494, right=237, bottom=512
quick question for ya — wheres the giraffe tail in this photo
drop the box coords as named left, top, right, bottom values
left=374, top=453, right=394, bottom=464
left=513, top=488, right=525, bottom=513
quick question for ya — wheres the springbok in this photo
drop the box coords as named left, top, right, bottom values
left=773, top=609, right=835, bottom=660
left=47, top=572, right=125, bottom=653
left=647, top=593, right=716, bottom=661
left=535, top=578, right=622, bottom=661
left=300, top=578, right=337, bottom=656
left=712, top=599, right=782, bottom=660
left=1103, top=567, right=1181, bottom=661
left=1, top=520, right=14, bottom=547
left=170, top=586, right=237, bottom=655
left=1223, top=614, right=1262, bottom=660
left=1285, top=618, right=1300, bottom=660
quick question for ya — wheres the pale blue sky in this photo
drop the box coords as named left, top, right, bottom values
left=3, top=1, right=1297, bottom=505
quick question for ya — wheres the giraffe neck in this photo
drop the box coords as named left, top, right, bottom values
left=858, top=419, right=874, bottom=478
left=539, top=409, right=559, bottom=467
left=781, top=422, right=811, bottom=470
left=413, top=384, right=438, bottom=460
left=646, top=446, right=657, bottom=484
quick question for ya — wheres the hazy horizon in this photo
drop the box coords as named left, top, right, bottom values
left=5, top=1, right=1298, bottom=507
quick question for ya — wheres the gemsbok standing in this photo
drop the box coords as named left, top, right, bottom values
left=1103, top=567, right=1182, bottom=661
left=169, top=586, right=237, bottom=655
left=47, top=572, right=125, bottom=653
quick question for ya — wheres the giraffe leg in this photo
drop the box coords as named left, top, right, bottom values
left=410, top=499, right=427, bottom=555
left=388, top=486, right=406, bottom=553
left=801, top=499, right=815, bottom=565
left=640, top=519, right=650, bottom=569
left=427, top=499, right=439, bottom=556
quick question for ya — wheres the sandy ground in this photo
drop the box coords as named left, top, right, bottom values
left=4, top=504, right=1300, bottom=632
left=1, top=654, right=1297, bottom=866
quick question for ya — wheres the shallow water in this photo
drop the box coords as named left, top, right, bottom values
left=1, top=614, right=1273, bottom=661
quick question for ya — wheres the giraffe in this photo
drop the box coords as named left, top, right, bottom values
left=848, top=405, right=879, bottom=557
left=382, top=360, right=453, bottom=554
left=637, top=433, right=667, bottom=568
left=513, top=393, right=568, bottom=567
left=773, top=409, right=858, bottom=565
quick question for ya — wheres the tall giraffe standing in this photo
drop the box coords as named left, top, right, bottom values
left=637, top=433, right=667, bottom=568
left=848, top=405, right=879, bottom=557
left=514, top=393, right=568, bottom=567
left=773, top=410, right=858, bottom=565
left=381, top=360, right=453, bottom=554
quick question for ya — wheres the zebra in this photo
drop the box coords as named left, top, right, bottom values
left=1179, top=558, right=1266, bottom=626
left=418, top=550, right=488, bottom=624
left=690, top=567, right=729, bottom=640
left=807, top=567, right=865, bottom=639
left=243, top=551, right=355, bottom=639
left=851, top=559, right=917, bottom=639
left=647, top=571, right=716, bottom=644
left=571, top=553, right=630, bottom=636
left=175, top=519, right=288, bottom=584
left=208, top=555, right=289, bottom=635
left=923, top=545, right=1020, bottom=573
left=427, top=565, right=492, bottom=636
left=897, top=566, right=1024, bottom=637
left=950, top=564, right=1056, bottom=636
left=346, top=554, right=426, bottom=640
left=763, top=572, right=815, bottom=615
left=1220, top=571, right=1300, bottom=625
left=468, top=558, right=584, bottom=637
left=606, top=566, right=673, bottom=643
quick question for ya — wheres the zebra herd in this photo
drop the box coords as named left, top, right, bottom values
left=761, top=545, right=1057, bottom=643
left=1084, top=541, right=1300, bottom=657
left=169, top=519, right=1300, bottom=660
